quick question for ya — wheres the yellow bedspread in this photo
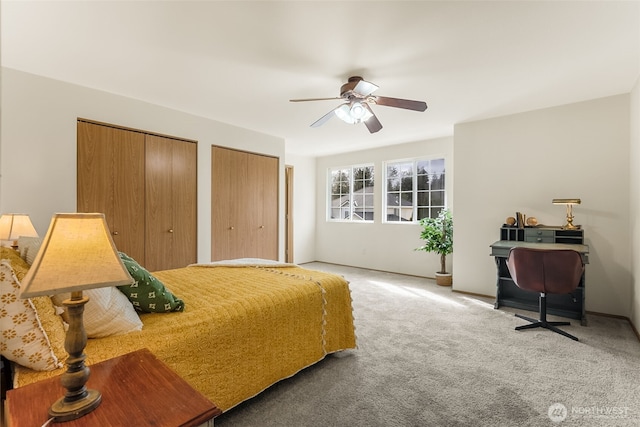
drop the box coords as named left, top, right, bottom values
left=13, top=265, right=357, bottom=411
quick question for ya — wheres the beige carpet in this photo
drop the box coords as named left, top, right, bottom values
left=215, top=262, right=640, bottom=426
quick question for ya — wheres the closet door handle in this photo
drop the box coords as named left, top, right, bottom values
left=229, top=226, right=235, bottom=230
left=168, top=229, right=174, bottom=233
left=113, top=231, right=119, bottom=236
left=260, top=225, right=265, bottom=229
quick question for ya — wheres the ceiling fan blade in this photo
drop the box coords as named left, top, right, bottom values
left=363, top=104, right=383, bottom=133
left=374, top=96, right=427, bottom=112
left=290, top=97, right=343, bottom=102
left=310, top=104, right=345, bottom=127
left=353, top=79, right=379, bottom=97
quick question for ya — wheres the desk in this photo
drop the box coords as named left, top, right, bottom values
left=6, top=348, right=222, bottom=427
left=490, top=239, right=589, bottom=325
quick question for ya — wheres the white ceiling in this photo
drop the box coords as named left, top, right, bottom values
left=2, top=1, right=639, bottom=157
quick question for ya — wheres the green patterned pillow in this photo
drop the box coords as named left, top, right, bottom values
left=117, top=252, right=185, bottom=313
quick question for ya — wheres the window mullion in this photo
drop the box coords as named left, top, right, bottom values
left=349, top=167, right=354, bottom=220
left=413, top=163, right=418, bottom=222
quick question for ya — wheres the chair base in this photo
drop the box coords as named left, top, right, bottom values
left=515, top=313, right=579, bottom=341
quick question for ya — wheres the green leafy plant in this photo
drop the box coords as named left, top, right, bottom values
left=415, top=209, right=453, bottom=274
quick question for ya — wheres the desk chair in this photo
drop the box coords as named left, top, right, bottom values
left=506, top=247, right=584, bottom=341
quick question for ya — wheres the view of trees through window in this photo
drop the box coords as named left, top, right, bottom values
left=329, top=165, right=374, bottom=221
left=328, top=158, right=444, bottom=223
left=385, top=158, right=445, bottom=222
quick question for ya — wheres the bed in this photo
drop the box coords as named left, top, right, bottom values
left=1, top=246, right=357, bottom=412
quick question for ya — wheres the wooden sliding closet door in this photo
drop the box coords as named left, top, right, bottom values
left=145, top=135, right=197, bottom=272
left=247, top=152, right=278, bottom=259
left=211, top=146, right=245, bottom=260
left=211, top=146, right=278, bottom=261
left=77, top=121, right=146, bottom=262
left=78, top=120, right=197, bottom=272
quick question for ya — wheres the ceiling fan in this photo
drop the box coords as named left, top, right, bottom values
left=290, top=76, right=427, bottom=134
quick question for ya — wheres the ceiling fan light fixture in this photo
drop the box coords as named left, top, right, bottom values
left=334, top=101, right=373, bottom=124
left=350, top=101, right=368, bottom=120
left=335, top=104, right=357, bottom=124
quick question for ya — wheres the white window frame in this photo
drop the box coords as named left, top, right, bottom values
left=383, top=157, right=446, bottom=223
left=327, top=164, right=375, bottom=222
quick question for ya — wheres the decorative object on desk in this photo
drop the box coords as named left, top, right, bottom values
left=19, top=213, right=133, bottom=422
left=416, top=209, right=453, bottom=286
left=0, top=213, right=38, bottom=248
left=526, top=217, right=538, bottom=226
left=552, top=198, right=581, bottom=230
left=515, top=212, right=525, bottom=229
left=505, top=216, right=516, bottom=226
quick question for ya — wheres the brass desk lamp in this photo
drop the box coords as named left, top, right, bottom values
left=552, top=198, right=581, bottom=230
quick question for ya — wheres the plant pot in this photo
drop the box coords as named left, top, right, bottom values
left=435, top=272, right=452, bottom=286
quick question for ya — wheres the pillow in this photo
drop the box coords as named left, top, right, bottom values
left=0, top=247, right=26, bottom=272
left=52, top=287, right=143, bottom=338
left=1, top=247, right=68, bottom=363
left=17, top=236, right=43, bottom=265
left=0, top=260, right=63, bottom=371
left=117, top=252, right=184, bottom=313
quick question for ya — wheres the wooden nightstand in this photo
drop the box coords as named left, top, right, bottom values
left=6, top=348, right=222, bottom=426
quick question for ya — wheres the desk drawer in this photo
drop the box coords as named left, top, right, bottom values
left=525, top=228, right=554, bottom=243
left=525, top=236, right=555, bottom=243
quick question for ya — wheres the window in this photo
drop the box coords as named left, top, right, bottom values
left=328, top=165, right=374, bottom=221
left=384, top=158, right=445, bottom=222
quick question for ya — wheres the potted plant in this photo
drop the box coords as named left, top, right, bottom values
left=415, top=208, right=453, bottom=286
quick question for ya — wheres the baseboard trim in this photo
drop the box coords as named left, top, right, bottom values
left=452, top=289, right=494, bottom=299
left=585, top=311, right=640, bottom=342
left=300, top=261, right=437, bottom=281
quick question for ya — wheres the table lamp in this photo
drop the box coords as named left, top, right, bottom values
left=552, top=198, right=581, bottom=230
left=19, top=213, right=133, bottom=422
left=0, top=213, right=38, bottom=248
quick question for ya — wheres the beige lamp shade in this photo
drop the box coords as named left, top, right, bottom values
left=0, top=213, right=38, bottom=241
left=20, top=213, right=133, bottom=298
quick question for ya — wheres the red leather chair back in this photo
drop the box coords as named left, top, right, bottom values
left=506, top=247, right=584, bottom=294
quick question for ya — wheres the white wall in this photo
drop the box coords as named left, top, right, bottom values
left=630, top=76, right=639, bottom=330
left=454, top=95, right=631, bottom=317
left=284, top=153, right=316, bottom=264
left=314, top=136, right=453, bottom=277
left=0, top=68, right=287, bottom=263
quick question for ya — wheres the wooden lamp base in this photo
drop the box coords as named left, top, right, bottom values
left=50, top=292, right=102, bottom=422
left=49, top=389, right=101, bottom=422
